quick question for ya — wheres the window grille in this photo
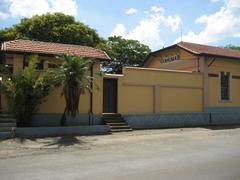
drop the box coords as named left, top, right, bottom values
left=220, top=72, right=230, bottom=100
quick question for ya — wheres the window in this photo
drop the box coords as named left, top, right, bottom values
left=220, top=72, right=230, bottom=100
left=36, top=60, right=44, bottom=70
left=24, top=59, right=44, bottom=70
left=5, top=64, right=13, bottom=73
left=5, top=56, right=14, bottom=73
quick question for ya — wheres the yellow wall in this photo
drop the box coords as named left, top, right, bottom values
left=12, top=54, right=23, bottom=75
left=118, top=85, right=154, bottom=113
left=160, top=87, right=203, bottom=112
left=208, top=58, right=240, bottom=107
left=116, top=67, right=203, bottom=113
left=38, top=87, right=91, bottom=113
left=146, top=46, right=199, bottom=71
left=92, top=61, right=103, bottom=114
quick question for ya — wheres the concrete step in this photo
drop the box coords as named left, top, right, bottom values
left=0, top=122, right=16, bottom=127
left=110, top=129, right=132, bottom=133
left=102, top=113, right=122, bottom=118
left=0, top=132, right=13, bottom=139
left=0, top=114, right=15, bottom=118
left=103, top=113, right=132, bottom=133
left=104, top=120, right=125, bottom=124
left=103, top=116, right=124, bottom=120
left=0, top=127, right=15, bottom=132
left=0, top=118, right=16, bottom=123
left=106, top=122, right=128, bottom=126
left=110, top=125, right=131, bottom=129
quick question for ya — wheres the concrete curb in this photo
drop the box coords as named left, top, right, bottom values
left=15, top=125, right=111, bottom=138
left=0, top=132, right=14, bottom=140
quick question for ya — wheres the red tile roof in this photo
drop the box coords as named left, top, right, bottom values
left=1, top=40, right=111, bottom=60
left=177, top=41, right=240, bottom=59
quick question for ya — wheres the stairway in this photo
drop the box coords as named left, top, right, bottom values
left=0, top=114, right=16, bottom=139
left=102, top=114, right=132, bottom=133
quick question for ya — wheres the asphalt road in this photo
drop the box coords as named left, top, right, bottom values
left=1, top=127, right=240, bottom=180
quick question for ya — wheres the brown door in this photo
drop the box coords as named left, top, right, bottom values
left=103, top=78, right=117, bottom=113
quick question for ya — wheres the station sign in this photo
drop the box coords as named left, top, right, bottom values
left=160, top=54, right=180, bottom=64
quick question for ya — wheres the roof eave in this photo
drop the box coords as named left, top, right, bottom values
left=201, top=53, right=240, bottom=60
left=176, top=44, right=201, bottom=55
left=0, top=49, right=111, bottom=61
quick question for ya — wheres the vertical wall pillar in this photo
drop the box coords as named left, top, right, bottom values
left=92, top=61, right=103, bottom=114
left=13, top=55, right=24, bottom=75
left=43, top=60, right=48, bottom=70
left=154, top=84, right=160, bottom=113
left=199, top=56, right=208, bottom=111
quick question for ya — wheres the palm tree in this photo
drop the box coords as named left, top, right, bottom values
left=58, top=54, right=94, bottom=126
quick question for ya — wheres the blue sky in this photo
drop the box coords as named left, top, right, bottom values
left=0, top=0, right=240, bottom=50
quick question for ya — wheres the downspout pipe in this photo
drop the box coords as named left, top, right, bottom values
left=88, top=64, right=93, bottom=125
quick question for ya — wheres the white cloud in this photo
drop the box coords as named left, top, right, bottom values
left=1, top=0, right=78, bottom=18
left=165, top=16, right=181, bottom=32
left=126, top=8, right=138, bottom=15
left=49, top=0, right=78, bottom=15
left=175, top=0, right=240, bottom=44
left=111, top=24, right=127, bottom=37
left=111, top=6, right=181, bottom=50
left=144, top=11, right=149, bottom=15
left=8, top=0, right=50, bottom=17
left=211, top=0, right=221, bottom=3
left=0, top=11, right=9, bottom=19
left=151, top=6, right=165, bottom=13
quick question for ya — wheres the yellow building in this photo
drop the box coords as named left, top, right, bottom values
left=104, top=41, right=240, bottom=128
left=1, top=40, right=240, bottom=128
left=144, top=41, right=240, bottom=111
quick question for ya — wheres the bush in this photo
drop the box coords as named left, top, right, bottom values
left=0, top=55, right=61, bottom=126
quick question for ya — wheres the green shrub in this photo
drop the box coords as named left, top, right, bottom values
left=0, top=55, right=61, bottom=126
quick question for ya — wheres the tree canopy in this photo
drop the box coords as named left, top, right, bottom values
left=225, top=45, right=240, bottom=51
left=0, top=13, right=101, bottom=47
left=99, top=36, right=151, bottom=73
left=0, top=13, right=151, bottom=73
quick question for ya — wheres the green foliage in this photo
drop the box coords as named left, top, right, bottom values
left=225, top=45, right=240, bottom=51
left=0, top=55, right=60, bottom=126
left=57, top=54, right=94, bottom=126
left=98, top=36, right=151, bottom=73
left=0, top=13, right=101, bottom=47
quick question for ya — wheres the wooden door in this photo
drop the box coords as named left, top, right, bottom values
left=103, top=78, right=117, bottom=113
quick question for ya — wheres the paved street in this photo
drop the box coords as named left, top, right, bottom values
left=1, top=127, right=240, bottom=180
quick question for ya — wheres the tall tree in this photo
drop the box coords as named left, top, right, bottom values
left=57, top=54, right=94, bottom=126
left=99, top=36, right=151, bottom=73
left=0, top=13, right=101, bottom=47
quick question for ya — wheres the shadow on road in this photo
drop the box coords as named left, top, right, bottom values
left=44, top=136, right=87, bottom=147
left=14, top=135, right=90, bottom=148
